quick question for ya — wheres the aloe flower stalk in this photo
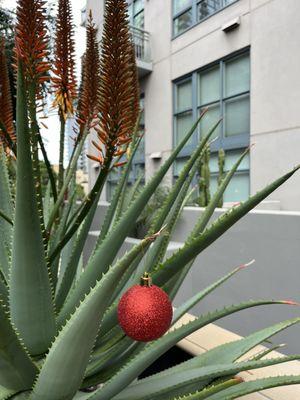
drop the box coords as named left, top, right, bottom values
left=90, top=0, right=140, bottom=168
left=52, top=0, right=77, bottom=193
left=76, top=12, right=101, bottom=134
left=0, top=37, right=16, bottom=153
left=15, top=0, right=52, bottom=230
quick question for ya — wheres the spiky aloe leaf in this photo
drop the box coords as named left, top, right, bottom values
left=161, top=317, right=300, bottom=395
left=131, top=317, right=300, bottom=385
left=149, top=119, right=220, bottom=236
left=55, top=196, right=100, bottom=311
left=0, top=148, right=13, bottom=281
left=46, top=130, right=88, bottom=234
left=85, top=336, right=134, bottom=378
left=250, top=343, right=286, bottom=361
left=58, top=112, right=209, bottom=325
left=83, top=300, right=293, bottom=400
left=162, top=149, right=251, bottom=302
left=0, top=276, right=8, bottom=307
left=9, top=64, right=56, bottom=355
left=142, top=143, right=206, bottom=274
left=154, top=164, right=300, bottom=287
left=172, top=261, right=254, bottom=324
left=203, top=375, right=300, bottom=400
left=48, top=188, right=78, bottom=291
left=82, top=343, right=144, bottom=389
left=43, top=181, right=52, bottom=227
left=190, top=147, right=250, bottom=238
left=171, top=378, right=241, bottom=400
left=30, top=232, right=161, bottom=399
left=112, top=355, right=300, bottom=400
left=0, top=300, right=38, bottom=391
left=97, top=119, right=142, bottom=245
left=0, top=386, right=17, bottom=400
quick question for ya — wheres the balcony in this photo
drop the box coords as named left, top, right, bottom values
left=130, top=26, right=152, bottom=77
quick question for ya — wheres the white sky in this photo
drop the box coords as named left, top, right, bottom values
left=2, top=0, right=87, bottom=164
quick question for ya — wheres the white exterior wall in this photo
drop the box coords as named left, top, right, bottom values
left=86, top=0, right=300, bottom=210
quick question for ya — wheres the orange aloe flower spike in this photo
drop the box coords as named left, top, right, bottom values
left=52, top=0, right=77, bottom=120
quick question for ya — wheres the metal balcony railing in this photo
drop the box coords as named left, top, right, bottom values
left=130, top=25, right=152, bottom=64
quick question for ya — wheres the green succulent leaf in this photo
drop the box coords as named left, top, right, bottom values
left=163, top=317, right=300, bottom=394
left=113, top=355, right=300, bottom=400
left=172, top=261, right=252, bottom=324
left=171, top=378, right=241, bottom=400
left=190, top=146, right=250, bottom=237
left=55, top=197, right=100, bottom=311
left=0, top=276, right=8, bottom=308
left=9, top=64, right=56, bottom=356
left=203, top=375, right=300, bottom=399
left=0, top=300, right=38, bottom=391
left=149, top=119, right=220, bottom=236
left=84, top=300, right=292, bottom=400
left=0, top=386, right=18, bottom=400
left=0, top=148, right=13, bottom=281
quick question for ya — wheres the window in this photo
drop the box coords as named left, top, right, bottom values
left=173, top=0, right=238, bottom=36
left=173, top=50, right=250, bottom=202
left=107, top=96, right=145, bottom=201
left=127, top=0, right=144, bottom=29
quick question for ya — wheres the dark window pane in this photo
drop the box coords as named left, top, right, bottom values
left=174, top=9, right=193, bottom=35
left=198, top=66, right=220, bottom=105
left=224, top=173, right=249, bottom=202
left=134, top=10, right=144, bottom=29
left=175, top=111, right=194, bottom=146
left=198, top=0, right=222, bottom=21
left=199, top=103, right=221, bottom=140
left=224, top=54, right=250, bottom=98
left=174, top=0, right=192, bottom=14
left=224, top=94, right=250, bottom=137
left=176, top=80, right=192, bottom=112
left=133, top=0, right=144, bottom=15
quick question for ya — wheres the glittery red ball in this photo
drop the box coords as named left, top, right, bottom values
left=117, top=284, right=173, bottom=342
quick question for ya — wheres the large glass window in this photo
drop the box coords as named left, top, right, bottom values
left=128, top=0, right=144, bottom=29
left=174, top=79, right=194, bottom=150
left=173, top=51, right=250, bottom=202
left=173, top=0, right=238, bottom=36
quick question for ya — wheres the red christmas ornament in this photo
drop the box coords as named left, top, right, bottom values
left=117, top=272, right=173, bottom=342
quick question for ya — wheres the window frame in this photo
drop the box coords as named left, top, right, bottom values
left=172, top=0, right=239, bottom=38
left=173, top=48, right=250, bottom=154
left=173, top=48, right=250, bottom=200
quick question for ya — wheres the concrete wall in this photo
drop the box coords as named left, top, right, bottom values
left=86, top=202, right=300, bottom=354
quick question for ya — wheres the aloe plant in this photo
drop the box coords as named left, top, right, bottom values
left=0, top=0, right=300, bottom=399
left=198, top=146, right=211, bottom=207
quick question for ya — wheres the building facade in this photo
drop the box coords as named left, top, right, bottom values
left=85, top=0, right=300, bottom=211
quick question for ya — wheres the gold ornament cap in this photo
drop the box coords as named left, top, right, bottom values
left=140, top=272, right=152, bottom=287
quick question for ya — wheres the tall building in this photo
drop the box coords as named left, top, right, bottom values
left=84, top=0, right=300, bottom=210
